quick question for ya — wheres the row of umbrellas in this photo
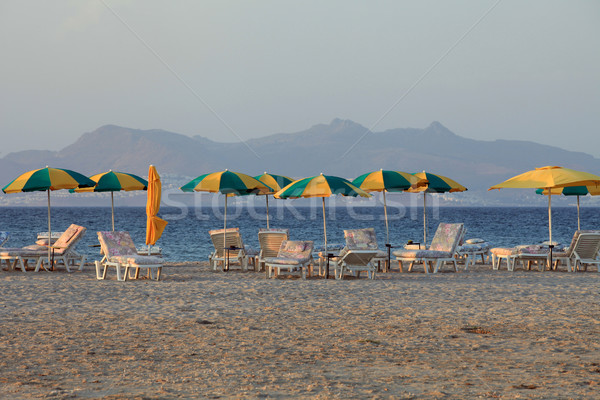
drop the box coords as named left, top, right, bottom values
left=179, top=169, right=466, bottom=253
left=3, top=165, right=600, bottom=265
left=1, top=166, right=167, bottom=263
left=179, top=166, right=600, bottom=254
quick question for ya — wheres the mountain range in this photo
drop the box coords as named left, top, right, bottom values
left=1, top=119, right=599, bottom=206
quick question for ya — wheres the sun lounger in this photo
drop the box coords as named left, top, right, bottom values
left=256, top=228, right=289, bottom=272
left=492, top=243, right=559, bottom=272
left=393, top=223, right=465, bottom=273
left=265, top=240, right=314, bottom=279
left=333, top=228, right=386, bottom=279
left=95, top=231, right=163, bottom=281
left=553, top=230, right=600, bottom=272
left=208, top=228, right=252, bottom=271
left=490, top=247, right=517, bottom=271
left=0, top=224, right=87, bottom=272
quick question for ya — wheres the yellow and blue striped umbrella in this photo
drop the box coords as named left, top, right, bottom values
left=181, top=170, right=273, bottom=244
left=2, top=167, right=95, bottom=264
left=275, top=174, right=370, bottom=254
left=254, top=172, right=294, bottom=229
left=406, top=171, right=467, bottom=245
left=352, top=169, right=422, bottom=244
left=71, top=170, right=148, bottom=231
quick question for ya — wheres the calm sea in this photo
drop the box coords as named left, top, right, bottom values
left=1, top=206, right=599, bottom=262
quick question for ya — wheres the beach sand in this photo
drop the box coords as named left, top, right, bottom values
left=1, top=262, right=599, bottom=399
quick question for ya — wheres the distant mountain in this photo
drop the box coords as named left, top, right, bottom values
left=1, top=119, right=599, bottom=206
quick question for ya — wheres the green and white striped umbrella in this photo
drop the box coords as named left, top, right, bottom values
left=253, top=172, right=294, bottom=229
left=2, top=166, right=95, bottom=264
left=275, top=174, right=370, bottom=252
left=406, top=171, right=467, bottom=245
left=352, top=169, right=422, bottom=244
left=181, top=170, right=273, bottom=247
left=71, top=170, right=148, bottom=231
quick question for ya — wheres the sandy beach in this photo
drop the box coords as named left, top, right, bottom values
left=1, top=262, right=599, bottom=399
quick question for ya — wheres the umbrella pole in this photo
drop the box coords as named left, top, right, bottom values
left=548, top=191, right=553, bottom=271
left=322, top=196, right=331, bottom=279
left=548, top=192, right=552, bottom=244
left=383, top=190, right=389, bottom=245
left=322, top=197, right=327, bottom=252
left=266, top=195, right=270, bottom=229
left=423, top=193, right=427, bottom=246
left=47, top=189, right=52, bottom=269
left=224, top=195, right=228, bottom=271
left=111, top=191, right=115, bottom=231
left=577, top=195, right=581, bottom=231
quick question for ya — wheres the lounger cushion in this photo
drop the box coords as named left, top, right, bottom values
left=0, top=248, right=46, bottom=257
left=110, top=254, right=163, bottom=266
left=277, top=241, right=312, bottom=259
left=393, top=249, right=453, bottom=259
left=52, top=225, right=85, bottom=254
left=98, top=231, right=138, bottom=257
left=429, top=224, right=464, bottom=252
left=265, top=240, right=313, bottom=266
left=490, top=247, right=515, bottom=256
left=345, top=229, right=378, bottom=250
left=263, top=256, right=307, bottom=265
left=457, top=242, right=491, bottom=252
left=514, top=244, right=551, bottom=255
left=465, top=238, right=485, bottom=244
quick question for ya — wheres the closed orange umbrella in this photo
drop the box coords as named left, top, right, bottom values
left=146, top=165, right=168, bottom=247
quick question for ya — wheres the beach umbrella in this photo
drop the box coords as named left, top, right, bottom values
left=253, top=172, right=294, bottom=229
left=405, top=171, right=467, bottom=245
left=352, top=169, right=421, bottom=245
left=535, top=185, right=600, bottom=231
left=274, top=174, right=371, bottom=253
left=146, top=165, right=168, bottom=248
left=180, top=170, right=272, bottom=250
left=490, top=166, right=600, bottom=244
left=71, top=170, right=148, bottom=231
left=2, top=166, right=95, bottom=264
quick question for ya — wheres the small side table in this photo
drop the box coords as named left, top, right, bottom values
left=323, top=253, right=337, bottom=279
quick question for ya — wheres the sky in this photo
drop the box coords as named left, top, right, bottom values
left=1, top=0, right=599, bottom=157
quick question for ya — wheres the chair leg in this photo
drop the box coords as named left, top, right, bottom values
left=115, top=264, right=125, bottom=281
left=16, top=257, right=27, bottom=273
left=77, top=255, right=86, bottom=271
left=95, top=261, right=105, bottom=280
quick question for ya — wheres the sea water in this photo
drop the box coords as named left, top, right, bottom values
left=0, top=206, right=598, bottom=262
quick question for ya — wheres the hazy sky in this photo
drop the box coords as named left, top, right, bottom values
left=1, top=1, right=599, bottom=157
